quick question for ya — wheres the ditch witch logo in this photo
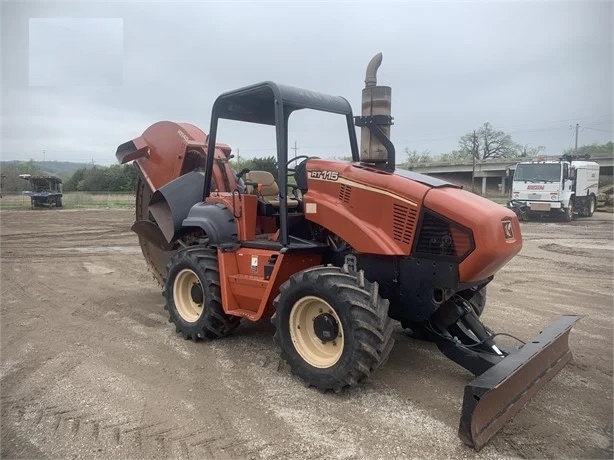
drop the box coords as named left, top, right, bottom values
left=502, top=220, right=514, bottom=240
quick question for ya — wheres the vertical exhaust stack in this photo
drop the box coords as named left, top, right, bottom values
left=357, top=52, right=395, bottom=170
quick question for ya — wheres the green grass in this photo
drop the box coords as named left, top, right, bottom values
left=0, top=192, right=135, bottom=210
left=1, top=189, right=508, bottom=211
left=487, top=196, right=509, bottom=205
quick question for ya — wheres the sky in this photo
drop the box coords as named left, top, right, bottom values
left=2, top=0, right=613, bottom=166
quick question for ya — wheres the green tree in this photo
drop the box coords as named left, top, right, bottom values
left=63, top=164, right=137, bottom=192
left=459, top=130, right=480, bottom=160
left=403, top=148, right=431, bottom=167
left=105, top=164, right=137, bottom=191
left=440, top=149, right=472, bottom=162
left=17, top=159, right=42, bottom=175
left=459, top=122, right=517, bottom=160
left=564, top=141, right=613, bottom=157
left=250, top=156, right=278, bottom=177
left=516, top=144, right=545, bottom=158
left=63, top=167, right=87, bottom=191
left=231, top=155, right=278, bottom=178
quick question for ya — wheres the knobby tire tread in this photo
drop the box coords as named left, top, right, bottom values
left=272, top=264, right=395, bottom=392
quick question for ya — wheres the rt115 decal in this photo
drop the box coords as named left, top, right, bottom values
left=309, top=170, right=339, bottom=181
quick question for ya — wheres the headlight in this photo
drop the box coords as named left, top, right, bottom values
left=513, top=192, right=519, bottom=198
left=550, top=193, right=558, bottom=200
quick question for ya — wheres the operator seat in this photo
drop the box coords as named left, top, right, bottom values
left=244, top=171, right=299, bottom=209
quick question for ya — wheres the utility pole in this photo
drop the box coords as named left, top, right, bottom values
left=291, top=141, right=299, bottom=159
left=43, top=150, right=46, bottom=161
left=574, top=123, right=579, bottom=154
left=237, top=148, right=240, bottom=164
left=471, top=130, right=477, bottom=194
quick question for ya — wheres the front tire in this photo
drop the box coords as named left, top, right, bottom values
left=163, top=247, right=240, bottom=340
left=563, top=200, right=574, bottom=222
left=272, top=265, right=395, bottom=392
left=587, top=195, right=596, bottom=217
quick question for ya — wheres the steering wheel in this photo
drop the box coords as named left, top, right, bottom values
left=284, top=155, right=312, bottom=199
left=286, top=155, right=311, bottom=177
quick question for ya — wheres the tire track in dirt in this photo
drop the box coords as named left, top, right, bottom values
left=1, top=394, right=244, bottom=459
left=2, top=209, right=612, bottom=459
left=1, top=268, right=268, bottom=459
left=0, top=337, right=261, bottom=460
left=205, top=335, right=508, bottom=459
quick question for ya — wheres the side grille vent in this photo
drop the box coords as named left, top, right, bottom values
left=415, top=211, right=473, bottom=259
left=392, top=204, right=418, bottom=245
left=416, top=212, right=453, bottom=255
left=338, top=184, right=352, bottom=203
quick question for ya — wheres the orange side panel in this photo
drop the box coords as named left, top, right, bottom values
left=218, top=250, right=240, bottom=312
left=236, top=194, right=258, bottom=241
left=302, top=159, right=430, bottom=255
left=218, top=248, right=277, bottom=321
left=256, top=253, right=323, bottom=319
left=218, top=248, right=323, bottom=322
left=304, top=190, right=405, bottom=254
left=257, top=216, right=277, bottom=235
left=206, top=193, right=257, bottom=241
left=228, top=274, right=268, bottom=313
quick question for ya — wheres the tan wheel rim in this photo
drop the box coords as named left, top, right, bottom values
left=289, top=296, right=344, bottom=368
left=173, top=268, right=204, bottom=323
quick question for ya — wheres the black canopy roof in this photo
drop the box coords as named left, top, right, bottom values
left=211, top=81, right=355, bottom=125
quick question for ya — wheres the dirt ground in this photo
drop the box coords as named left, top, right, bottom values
left=1, top=208, right=612, bottom=459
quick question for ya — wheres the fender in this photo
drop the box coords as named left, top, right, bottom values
left=182, top=203, right=238, bottom=247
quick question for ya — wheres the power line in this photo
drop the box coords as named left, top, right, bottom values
left=8, top=114, right=611, bottom=164
left=567, top=130, right=576, bottom=149
left=494, top=113, right=613, bottom=131
left=583, top=127, right=614, bottom=134
left=232, top=116, right=613, bottom=152
left=291, top=141, right=299, bottom=159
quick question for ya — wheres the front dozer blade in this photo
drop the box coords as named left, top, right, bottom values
left=458, top=314, right=581, bottom=451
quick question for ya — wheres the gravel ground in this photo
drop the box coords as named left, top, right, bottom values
left=1, top=208, right=612, bottom=459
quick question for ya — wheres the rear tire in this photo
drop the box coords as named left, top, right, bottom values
left=163, top=247, right=240, bottom=340
left=272, top=265, right=395, bottom=392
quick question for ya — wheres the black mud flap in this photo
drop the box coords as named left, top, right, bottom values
left=131, top=220, right=177, bottom=251
left=458, top=314, right=581, bottom=451
left=148, top=170, right=206, bottom=243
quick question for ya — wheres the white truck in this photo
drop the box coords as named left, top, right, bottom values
left=507, top=154, right=600, bottom=222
